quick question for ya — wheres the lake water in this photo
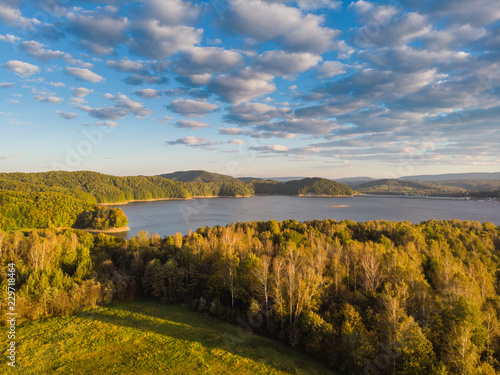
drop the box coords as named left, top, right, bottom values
left=111, top=195, right=500, bottom=240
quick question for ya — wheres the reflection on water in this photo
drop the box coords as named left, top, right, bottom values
left=110, top=195, right=500, bottom=240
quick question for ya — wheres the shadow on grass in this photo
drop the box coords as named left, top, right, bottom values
left=78, top=299, right=335, bottom=375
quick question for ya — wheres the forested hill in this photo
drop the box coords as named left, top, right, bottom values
left=158, top=171, right=354, bottom=196
left=353, top=178, right=467, bottom=196
left=351, top=177, right=500, bottom=197
left=158, top=170, right=238, bottom=183
left=0, top=171, right=353, bottom=231
left=249, top=177, right=354, bottom=196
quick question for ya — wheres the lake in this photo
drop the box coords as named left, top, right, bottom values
left=110, top=195, right=500, bottom=240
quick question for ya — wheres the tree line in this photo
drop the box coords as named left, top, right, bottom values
left=0, top=171, right=353, bottom=231
left=0, top=190, right=128, bottom=231
left=1, top=219, right=500, bottom=374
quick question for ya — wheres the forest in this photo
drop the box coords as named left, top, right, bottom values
left=1, top=219, right=500, bottom=374
left=0, top=171, right=353, bottom=231
left=350, top=178, right=500, bottom=198
left=0, top=190, right=128, bottom=231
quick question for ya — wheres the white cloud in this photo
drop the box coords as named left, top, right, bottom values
left=0, top=82, right=15, bottom=88
left=317, top=61, right=348, bottom=78
left=77, top=105, right=128, bottom=121
left=73, top=87, right=93, bottom=98
left=130, top=20, right=203, bottom=59
left=66, top=8, right=129, bottom=55
left=107, top=93, right=153, bottom=118
left=56, top=111, right=78, bottom=119
left=256, top=51, right=322, bottom=76
left=169, top=99, right=219, bottom=117
left=251, top=144, right=290, bottom=152
left=219, top=127, right=251, bottom=136
left=353, top=10, right=430, bottom=48
left=0, top=34, right=19, bottom=43
left=175, top=47, right=243, bottom=79
left=210, top=67, right=276, bottom=104
left=185, top=73, right=212, bottom=85
left=5, top=60, right=40, bottom=77
left=158, top=116, right=174, bottom=124
left=65, top=57, right=93, bottom=69
left=256, top=117, right=341, bottom=136
left=218, top=127, right=295, bottom=139
left=140, top=0, right=200, bottom=26
left=124, top=74, right=167, bottom=85
left=0, top=4, right=41, bottom=29
left=421, top=24, right=487, bottom=51
left=65, top=67, right=104, bottom=82
left=225, top=102, right=291, bottom=123
left=50, top=82, right=65, bottom=87
left=135, top=89, right=162, bottom=99
left=229, top=139, right=244, bottom=145
left=166, top=136, right=211, bottom=145
left=175, top=120, right=212, bottom=130
left=106, top=58, right=146, bottom=73
left=19, top=41, right=66, bottom=62
left=224, top=0, right=340, bottom=53
left=295, top=0, right=341, bottom=10
left=358, top=45, right=471, bottom=73
left=96, top=121, right=118, bottom=127
left=401, top=0, right=500, bottom=27
left=34, top=93, right=64, bottom=104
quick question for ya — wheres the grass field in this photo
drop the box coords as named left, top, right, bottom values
left=4, top=300, right=335, bottom=374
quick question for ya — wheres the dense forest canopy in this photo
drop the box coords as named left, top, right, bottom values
left=2, top=219, right=500, bottom=374
left=349, top=178, right=500, bottom=197
left=0, top=190, right=128, bottom=231
left=0, top=171, right=354, bottom=204
left=0, top=171, right=353, bottom=231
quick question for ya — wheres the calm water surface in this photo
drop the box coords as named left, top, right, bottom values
left=111, top=195, right=500, bottom=240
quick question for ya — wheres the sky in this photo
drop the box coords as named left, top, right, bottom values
left=0, top=0, right=499, bottom=179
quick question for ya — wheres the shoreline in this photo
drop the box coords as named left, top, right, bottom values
left=99, top=194, right=356, bottom=205
left=96, top=194, right=499, bottom=207
left=56, top=226, right=131, bottom=233
left=99, top=195, right=252, bottom=206
left=297, top=194, right=355, bottom=198
left=78, top=226, right=131, bottom=233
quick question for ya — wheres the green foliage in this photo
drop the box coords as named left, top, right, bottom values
left=75, top=206, right=128, bottom=229
left=353, top=178, right=500, bottom=198
left=0, top=171, right=354, bottom=231
left=3, top=219, right=500, bottom=374
left=251, top=178, right=354, bottom=196
left=0, top=190, right=94, bottom=230
left=355, top=179, right=467, bottom=196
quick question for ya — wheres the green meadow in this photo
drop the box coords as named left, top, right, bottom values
left=5, top=300, right=335, bottom=375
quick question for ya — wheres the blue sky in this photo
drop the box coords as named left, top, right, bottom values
left=0, top=0, right=499, bottom=178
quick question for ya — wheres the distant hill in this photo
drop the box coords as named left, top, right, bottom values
left=355, top=179, right=466, bottom=196
left=237, top=177, right=264, bottom=183
left=284, top=178, right=354, bottom=196
left=427, top=179, right=500, bottom=192
left=158, top=170, right=238, bottom=183
left=250, top=177, right=354, bottom=196
left=401, top=172, right=500, bottom=181
left=0, top=171, right=253, bottom=230
left=0, top=171, right=356, bottom=231
left=158, top=170, right=254, bottom=197
left=265, top=176, right=307, bottom=182
left=336, top=177, right=376, bottom=187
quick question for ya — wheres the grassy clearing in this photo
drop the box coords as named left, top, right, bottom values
left=4, top=300, right=335, bottom=375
